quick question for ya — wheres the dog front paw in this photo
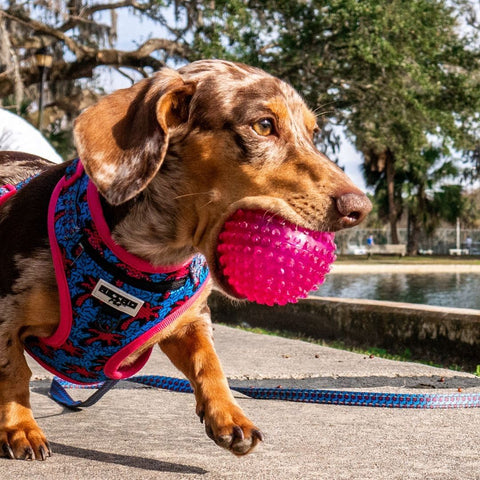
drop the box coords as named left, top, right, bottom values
left=0, top=407, right=51, bottom=461
left=198, top=403, right=264, bottom=455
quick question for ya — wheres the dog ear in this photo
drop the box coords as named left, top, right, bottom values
left=74, top=68, right=195, bottom=205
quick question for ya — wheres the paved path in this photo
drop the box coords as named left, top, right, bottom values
left=1, top=325, right=479, bottom=480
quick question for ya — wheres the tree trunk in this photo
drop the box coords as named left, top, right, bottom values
left=407, top=209, right=420, bottom=255
left=384, top=149, right=400, bottom=244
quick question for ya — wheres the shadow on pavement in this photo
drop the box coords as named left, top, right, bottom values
left=49, top=442, right=208, bottom=474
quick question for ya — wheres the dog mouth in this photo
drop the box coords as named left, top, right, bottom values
left=213, top=209, right=336, bottom=306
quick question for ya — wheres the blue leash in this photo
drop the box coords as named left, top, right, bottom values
left=49, top=375, right=480, bottom=410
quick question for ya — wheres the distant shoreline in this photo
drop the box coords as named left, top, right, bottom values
left=331, top=263, right=480, bottom=273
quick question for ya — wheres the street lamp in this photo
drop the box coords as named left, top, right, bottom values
left=35, top=46, right=53, bottom=130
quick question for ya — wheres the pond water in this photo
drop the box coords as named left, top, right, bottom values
left=313, top=272, right=480, bottom=310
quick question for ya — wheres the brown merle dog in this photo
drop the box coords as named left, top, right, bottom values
left=0, top=60, right=371, bottom=460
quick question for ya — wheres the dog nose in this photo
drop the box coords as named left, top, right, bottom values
left=336, top=192, right=372, bottom=228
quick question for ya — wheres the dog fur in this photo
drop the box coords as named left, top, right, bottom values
left=0, top=60, right=371, bottom=460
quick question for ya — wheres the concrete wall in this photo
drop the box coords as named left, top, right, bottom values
left=208, top=291, right=480, bottom=370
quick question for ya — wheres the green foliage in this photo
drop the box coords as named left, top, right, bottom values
left=405, top=147, right=463, bottom=237
left=189, top=0, right=257, bottom=61
left=44, top=120, right=75, bottom=161
left=1, top=96, right=31, bottom=117
left=3, top=0, right=480, bottom=231
left=202, top=0, right=480, bottom=245
left=432, top=185, right=465, bottom=225
left=461, top=190, right=480, bottom=228
left=361, top=193, right=385, bottom=228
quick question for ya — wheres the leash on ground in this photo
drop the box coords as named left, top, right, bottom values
left=49, top=375, right=480, bottom=410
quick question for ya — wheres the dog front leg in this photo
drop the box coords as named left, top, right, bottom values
left=0, top=335, right=51, bottom=460
left=159, top=303, right=263, bottom=455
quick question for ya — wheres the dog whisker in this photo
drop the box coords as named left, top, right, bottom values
left=201, top=199, right=216, bottom=209
left=313, top=101, right=336, bottom=115
left=173, top=191, right=214, bottom=201
left=315, top=109, right=335, bottom=118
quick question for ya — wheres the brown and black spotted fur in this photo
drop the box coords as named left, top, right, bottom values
left=0, top=60, right=371, bottom=460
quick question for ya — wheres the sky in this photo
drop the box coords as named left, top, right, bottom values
left=335, top=139, right=366, bottom=192
left=104, top=7, right=368, bottom=192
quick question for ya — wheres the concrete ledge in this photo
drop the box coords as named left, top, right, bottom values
left=209, top=291, right=480, bottom=370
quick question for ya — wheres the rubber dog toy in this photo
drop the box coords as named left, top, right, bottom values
left=217, top=209, right=336, bottom=306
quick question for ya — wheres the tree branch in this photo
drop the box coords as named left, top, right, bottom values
left=59, top=0, right=152, bottom=32
left=82, top=0, right=151, bottom=16
left=0, top=38, right=185, bottom=97
left=3, top=10, right=93, bottom=58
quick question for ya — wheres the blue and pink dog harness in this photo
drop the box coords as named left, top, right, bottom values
left=0, top=159, right=209, bottom=385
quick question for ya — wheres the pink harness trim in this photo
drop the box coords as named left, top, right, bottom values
left=0, top=184, right=17, bottom=207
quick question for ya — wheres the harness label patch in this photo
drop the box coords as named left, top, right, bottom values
left=92, top=279, right=144, bottom=317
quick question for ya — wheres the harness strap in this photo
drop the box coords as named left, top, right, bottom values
left=49, top=376, right=480, bottom=410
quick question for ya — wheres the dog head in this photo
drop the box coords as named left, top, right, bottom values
left=74, top=60, right=371, bottom=296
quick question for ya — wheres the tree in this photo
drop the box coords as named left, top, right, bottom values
left=200, top=0, right=480, bottom=244
left=0, top=1, right=226, bottom=149
left=461, top=189, right=480, bottom=229
left=345, top=0, right=479, bottom=244
left=0, top=1, right=193, bottom=99
left=2, top=0, right=480, bottom=225
left=0, top=1, right=267, bottom=154
left=404, top=148, right=463, bottom=254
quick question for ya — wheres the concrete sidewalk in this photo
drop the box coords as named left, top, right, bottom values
left=1, top=324, right=479, bottom=480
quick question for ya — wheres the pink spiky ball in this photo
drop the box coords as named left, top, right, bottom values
left=216, top=209, right=336, bottom=306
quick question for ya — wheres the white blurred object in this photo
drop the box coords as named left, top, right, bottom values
left=346, top=245, right=367, bottom=255
left=0, top=109, right=63, bottom=163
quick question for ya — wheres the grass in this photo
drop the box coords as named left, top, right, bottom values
left=221, top=323, right=479, bottom=375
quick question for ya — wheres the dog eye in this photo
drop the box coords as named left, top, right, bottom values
left=252, top=118, right=274, bottom=136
